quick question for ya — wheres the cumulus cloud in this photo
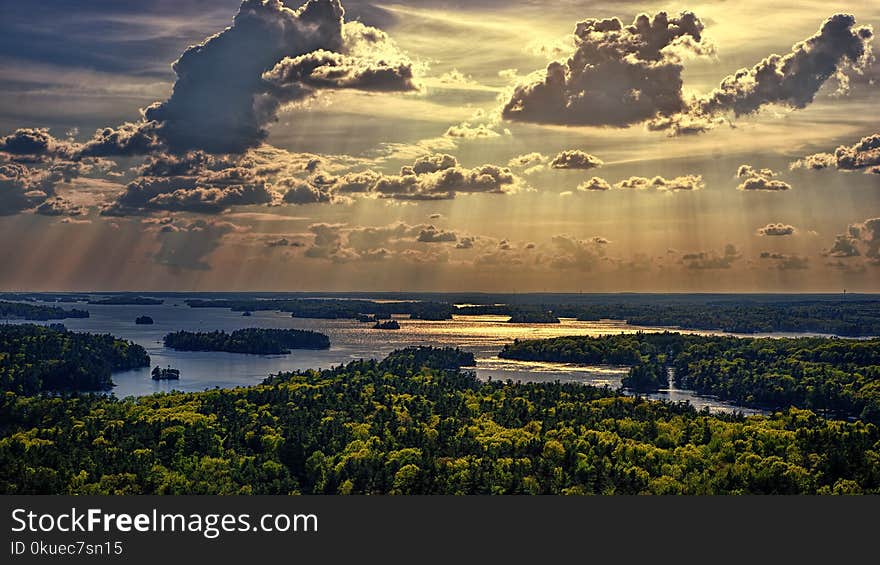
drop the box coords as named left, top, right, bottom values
left=103, top=166, right=280, bottom=215
left=443, top=122, right=501, bottom=139
left=695, top=14, right=873, bottom=119
left=759, top=252, right=810, bottom=270
left=736, top=165, right=792, bottom=191
left=34, top=197, right=85, bottom=217
left=0, top=128, right=75, bottom=159
left=577, top=177, right=612, bottom=192
left=791, top=133, right=880, bottom=173
left=549, top=150, right=603, bottom=170
left=130, top=0, right=419, bottom=153
left=615, top=175, right=704, bottom=192
left=289, top=154, right=524, bottom=201
left=681, top=244, right=741, bottom=269
left=416, top=226, right=457, bottom=243
left=502, top=12, right=709, bottom=127
left=827, top=217, right=880, bottom=263
left=507, top=153, right=547, bottom=168
left=757, top=223, right=796, bottom=236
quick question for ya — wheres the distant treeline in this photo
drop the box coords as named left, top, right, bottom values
left=0, top=324, right=149, bottom=394
left=186, top=298, right=455, bottom=321
left=0, top=300, right=89, bottom=321
left=163, top=328, right=330, bottom=354
left=88, top=296, right=163, bottom=306
left=460, top=301, right=880, bottom=336
left=500, top=333, right=880, bottom=423
left=2, top=347, right=877, bottom=495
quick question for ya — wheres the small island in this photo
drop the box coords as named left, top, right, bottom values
left=507, top=309, right=560, bottom=324
left=163, top=328, right=331, bottom=354
left=135, top=316, right=154, bottom=325
left=357, top=313, right=377, bottom=323
left=242, top=311, right=252, bottom=317
left=373, top=320, right=401, bottom=330
left=151, top=366, right=180, bottom=380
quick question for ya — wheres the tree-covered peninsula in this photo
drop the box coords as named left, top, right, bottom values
left=0, top=324, right=149, bottom=394
left=0, top=300, right=89, bottom=321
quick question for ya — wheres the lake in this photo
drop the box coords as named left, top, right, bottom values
left=11, top=296, right=836, bottom=415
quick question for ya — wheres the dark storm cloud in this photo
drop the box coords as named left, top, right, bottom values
left=549, top=150, right=603, bottom=170
left=825, top=234, right=861, bottom=258
left=757, top=223, right=796, bottom=236
left=736, top=166, right=792, bottom=191
left=502, top=11, right=708, bottom=127
left=76, top=123, right=164, bottom=157
left=696, top=14, right=873, bottom=118
left=792, top=133, right=880, bottom=173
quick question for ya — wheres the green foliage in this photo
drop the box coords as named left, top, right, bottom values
left=0, top=324, right=149, bottom=393
left=1, top=347, right=877, bottom=495
left=0, top=301, right=89, bottom=321
left=163, top=328, right=330, bottom=354
left=501, top=332, right=880, bottom=423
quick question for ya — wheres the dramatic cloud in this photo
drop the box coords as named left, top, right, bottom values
left=650, top=14, right=875, bottom=135
left=792, top=134, right=880, bottom=173
left=826, top=234, right=861, bottom=258
left=136, top=0, right=417, bottom=153
left=681, top=244, right=741, bottom=269
left=759, top=252, right=810, bottom=270
left=736, top=166, right=792, bottom=191
left=757, top=223, right=796, bottom=236
left=695, top=14, right=873, bottom=119
left=279, top=178, right=334, bottom=204
left=549, top=150, right=603, bottom=170
left=502, top=12, right=709, bottom=127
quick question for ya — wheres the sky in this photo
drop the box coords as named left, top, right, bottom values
left=0, top=0, right=878, bottom=292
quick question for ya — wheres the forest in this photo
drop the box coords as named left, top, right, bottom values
left=88, top=296, right=164, bottom=305
left=1, top=347, right=877, bottom=495
left=163, top=328, right=330, bottom=354
left=461, top=300, right=880, bottom=336
left=0, top=300, right=89, bottom=321
left=0, top=324, right=149, bottom=394
left=186, top=298, right=455, bottom=321
left=500, top=333, right=880, bottom=423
